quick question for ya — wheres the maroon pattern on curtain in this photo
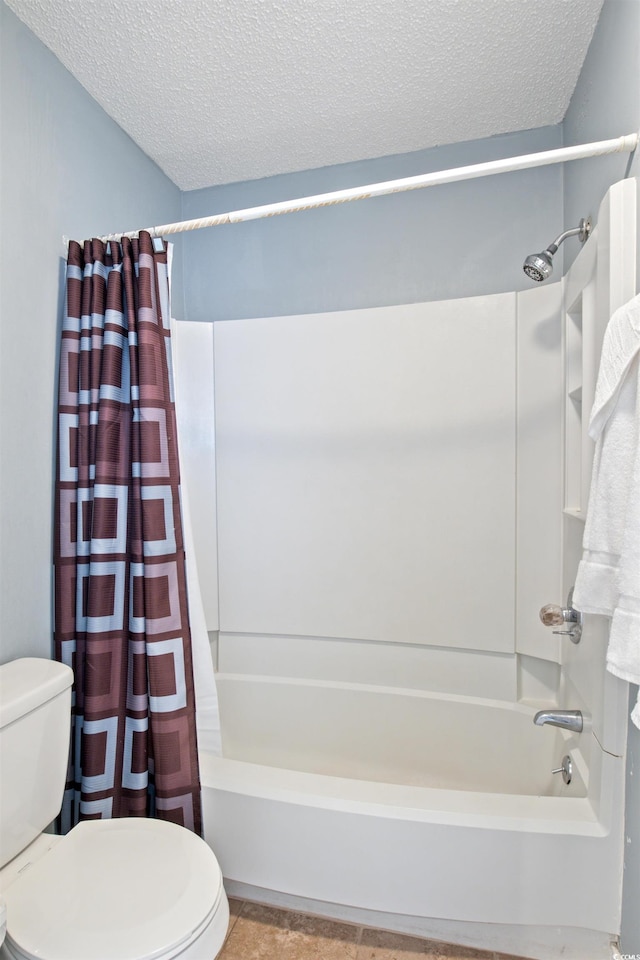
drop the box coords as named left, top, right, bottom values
left=54, top=232, right=202, bottom=834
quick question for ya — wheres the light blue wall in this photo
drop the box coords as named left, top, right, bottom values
left=563, top=1, right=640, bottom=952
left=563, top=0, right=640, bottom=276
left=0, top=2, right=182, bottom=664
left=181, top=126, right=563, bottom=322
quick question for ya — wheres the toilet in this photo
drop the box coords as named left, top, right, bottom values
left=0, top=658, right=229, bottom=960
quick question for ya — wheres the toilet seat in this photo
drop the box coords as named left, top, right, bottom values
left=3, top=818, right=225, bottom=960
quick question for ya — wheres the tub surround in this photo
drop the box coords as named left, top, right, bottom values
left=176, top=284, right=564, bottom=666
left=174, top=276, right=628, bottom=959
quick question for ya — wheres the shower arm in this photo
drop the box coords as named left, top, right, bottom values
left=546, top=218, right=592, bottom=255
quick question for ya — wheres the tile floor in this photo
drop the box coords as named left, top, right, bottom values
left=218, top=899, right=528, bottom=960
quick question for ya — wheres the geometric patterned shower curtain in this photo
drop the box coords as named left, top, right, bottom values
left=54, top=232, right=202, bottom=835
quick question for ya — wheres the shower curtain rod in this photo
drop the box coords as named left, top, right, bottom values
left=78, top=132, right=638, bottom=247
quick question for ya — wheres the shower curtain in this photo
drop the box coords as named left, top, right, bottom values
left=54, top=232, right=205, bottom=834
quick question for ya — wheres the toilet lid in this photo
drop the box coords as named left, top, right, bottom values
left=4, top=818, right=223, bottom=960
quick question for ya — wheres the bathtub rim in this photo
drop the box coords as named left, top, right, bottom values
left=199, top=752, right=605, bottom=836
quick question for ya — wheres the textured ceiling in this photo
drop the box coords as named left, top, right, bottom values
left=7, top=0, right=604, bottom=191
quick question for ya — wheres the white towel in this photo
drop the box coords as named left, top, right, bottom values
left=573, top=293, right=640, bottom=728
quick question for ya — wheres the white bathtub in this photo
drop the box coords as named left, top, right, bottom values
left=201, top=674, right=624, bottom=959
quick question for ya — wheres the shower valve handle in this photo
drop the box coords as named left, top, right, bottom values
left=539, top=591, right=582, bottom=644
left=539, top=604, right=577, bottom=626
left=539, top=604, right=567, bottom=626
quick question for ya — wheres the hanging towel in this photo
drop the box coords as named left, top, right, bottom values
left=573, top=292, right=640, bottom=729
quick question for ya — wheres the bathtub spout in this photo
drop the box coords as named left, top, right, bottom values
left=533, top=709, right=583, bottom=733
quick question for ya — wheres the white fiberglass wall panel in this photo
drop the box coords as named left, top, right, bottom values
left=514, top=282, right=563, bottom=664
left=214, top=294, right=516, bottom=652
left=173, top=320, right=219, bottom=630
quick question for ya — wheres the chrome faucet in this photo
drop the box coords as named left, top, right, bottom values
left=533, top=709, right=583, bottom=733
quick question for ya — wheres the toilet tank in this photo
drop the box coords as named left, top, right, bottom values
left=0, top=658, right=73, bottom=868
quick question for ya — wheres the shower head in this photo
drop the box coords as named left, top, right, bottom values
left=523, top=217, right=591, bottom=282
left=523, top=250, right=554, bottom=283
